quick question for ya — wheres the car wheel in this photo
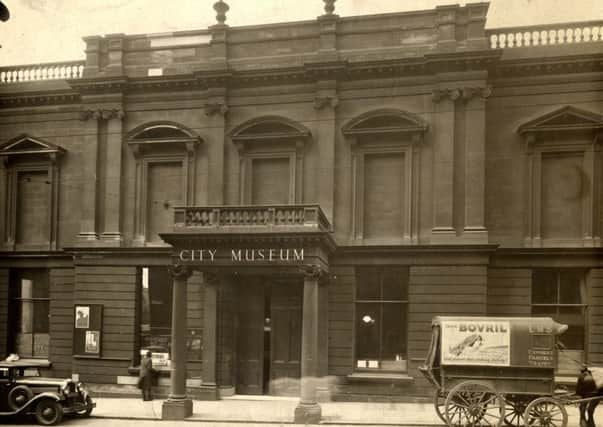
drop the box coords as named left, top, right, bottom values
left=8, top=385, right=34, bottom=411
left=35, top=399, right=64, bottom=426
left=75, top=396, right=94, bottom=417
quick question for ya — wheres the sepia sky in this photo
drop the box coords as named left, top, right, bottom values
left=0, top=0, right=601, bottom=66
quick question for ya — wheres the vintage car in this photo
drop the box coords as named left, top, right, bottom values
left=0, top=359, right=95, bottom=425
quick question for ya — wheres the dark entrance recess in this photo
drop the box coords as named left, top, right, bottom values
left=236, top=277, right=302, bottom=396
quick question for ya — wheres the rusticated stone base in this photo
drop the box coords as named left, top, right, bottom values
left=161, top=398, right=192, bottom=420
left=294, top=402, right=322, bottom=424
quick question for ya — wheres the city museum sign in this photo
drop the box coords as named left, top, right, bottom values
left=178, top=248, right=305, bottom=263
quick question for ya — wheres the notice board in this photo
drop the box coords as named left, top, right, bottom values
left=73, top=304, right=103, bottom=357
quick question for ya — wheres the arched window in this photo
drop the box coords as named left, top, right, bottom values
left=230, top=116, right=311, bottom=205
left=127, top=122, right=202, bottom=245
left=342, top=109, right=427, bottom=244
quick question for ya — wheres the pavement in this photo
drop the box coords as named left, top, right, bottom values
left=89, top=395, right=595, bottom=426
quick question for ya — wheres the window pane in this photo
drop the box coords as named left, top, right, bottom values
left=355, top=303, right=380, bottom=360
left=532, top=270, right=557, bottom=304
left=33, top=300, right=49, bottom=333
left=532, top=305, right=555, bottom=315
left=559, top=271, right=582, bottom=304
left=356, top=268, right=380, bottom=300
left=382, top=269, right=408, bottom=301
left=381, top=303, right=406, bottom=361
left=556, top=308, right=585, bottom=350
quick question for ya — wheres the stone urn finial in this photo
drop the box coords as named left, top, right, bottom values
left=213, top=0, right=229, bottom=25
left=323, top=0, right=336, bottom=15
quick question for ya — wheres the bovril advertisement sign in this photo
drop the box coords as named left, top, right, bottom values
left=441, top=320, right=511, bottom=366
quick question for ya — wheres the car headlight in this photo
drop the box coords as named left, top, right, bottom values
left=61, top=383, right=71, bottom=396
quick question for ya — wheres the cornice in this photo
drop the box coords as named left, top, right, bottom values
left=67, top=76, right=129, bottom=94
left=493, top=53, right=603, bottom=78
left=0, top=89, right=80, bottom=108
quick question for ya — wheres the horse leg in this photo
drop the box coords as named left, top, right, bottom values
left=580, top=402, right=589, bottom=427
left=587, top=400, right=599, bottom=427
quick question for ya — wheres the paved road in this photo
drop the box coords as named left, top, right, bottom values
left=1, top=418, right=419, bottom=427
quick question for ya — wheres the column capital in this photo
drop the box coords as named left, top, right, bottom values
left=300, top=264, right=327, bottom=282
left=314, top=95, right=339, bottom=110
left=204, top=102, right=229, bottom=116
left=169, top=264, right=193, bottom=281
left=431, top=88, right=461, bottom=103
left=79, top=108, right=125, bottom=121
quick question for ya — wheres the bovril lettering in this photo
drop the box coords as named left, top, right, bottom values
left=459, top=323, right=508, bottom=333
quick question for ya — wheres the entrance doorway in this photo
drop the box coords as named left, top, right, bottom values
left=235, top=278, right=302, bottom=396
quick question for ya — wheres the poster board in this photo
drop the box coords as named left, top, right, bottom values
left=441, top=319, right=510, bottom=366
left=73, top=305, right=103, bottom=357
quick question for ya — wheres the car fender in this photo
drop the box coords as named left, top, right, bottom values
left=17, top=392, right=62, bottom=414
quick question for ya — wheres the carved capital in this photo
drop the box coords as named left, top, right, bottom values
left=432, top=88, right=460, bottom=103
left=461, top=86, right=492, bottom=103
left=168, top=264, right=193, bottom=281
left=300, top=264, right=327, bottom=282
left=314, top=95, right=339, bottom=110
left=204, top=272, right=219, bottom=286
left=204, top=102, right=229, bottom=117
left=80, top=108, right=125, bottom=121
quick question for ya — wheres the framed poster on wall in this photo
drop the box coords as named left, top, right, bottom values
left=73, top=305, right=103, bottom=357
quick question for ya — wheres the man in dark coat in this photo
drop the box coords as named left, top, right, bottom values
left=139, top=350, right=154, bottom=401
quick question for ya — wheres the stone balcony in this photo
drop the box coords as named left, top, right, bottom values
left=172, top=204, right=332, bottom=234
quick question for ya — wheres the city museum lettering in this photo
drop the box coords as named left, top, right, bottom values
left=178, top=248, right=305, bottom=263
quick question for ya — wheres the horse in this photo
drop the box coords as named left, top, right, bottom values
left=575, top=366, right=603, bottom=427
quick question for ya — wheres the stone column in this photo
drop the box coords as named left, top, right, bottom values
left=295, top=265, right=324, bottom=424
left=462, top=87, right=490, bottom=243
left=199, top=272, right=219, bottom=399
left=162, top=265, right=193, bottom=420
left=100, top=108, right=125, bottom=245
left=431, top=89, right=458, bottom=243
left=76, top=109, right=100, bottom=243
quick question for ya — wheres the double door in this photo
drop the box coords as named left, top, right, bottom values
left=236, top=280, right=302, bottom=396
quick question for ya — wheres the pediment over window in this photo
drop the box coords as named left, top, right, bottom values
left=518, top=106, right=603, bottom=134
left=126, top=121, right=201, bottom=156
left=230, top=116, right=311, bottom=149
left=0, top=134, right=65, bottom=160
left=342, top=109, right=428, bottom=138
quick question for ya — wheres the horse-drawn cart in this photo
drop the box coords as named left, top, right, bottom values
left=418, top=316, right=601, bottom=427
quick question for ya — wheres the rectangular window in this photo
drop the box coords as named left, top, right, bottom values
left=9, top=269, right=50, bottom=358
left=140, top=267, right=172, bottom=357
left=355, top=267, right=408, bottom=371
left=531, top=269, right=586, bottom=373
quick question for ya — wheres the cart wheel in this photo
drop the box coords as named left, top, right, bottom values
left=504, top=396, right=529, bottom=427
left=523, top=397, right=567, bottom=427
left=35, top=398, right=64, bottom=426
left=434, top=389, right=448, bottom=423
left=444, top=381, right=505, bottom=427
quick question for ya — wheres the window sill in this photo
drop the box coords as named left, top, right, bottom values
left=347, top=372, right=414, bottom=383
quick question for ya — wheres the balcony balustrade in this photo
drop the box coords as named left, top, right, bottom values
left=173, top=205, right=331, bottom=233
left=0, top=61, right=84, bottom=84
left=489, top=21, right=603, bottom=48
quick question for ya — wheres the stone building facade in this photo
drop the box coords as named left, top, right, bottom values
left=0, top=0, right=602, bottom=421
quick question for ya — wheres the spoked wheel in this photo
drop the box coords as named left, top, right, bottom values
left=444, top=380, right=506, bottom=427
left=35, top=398, right=64, bottom=426
left=434, top=389, right=448, bottom=423
left=504, top=396, right=529, bottom=426
left=523, top=397, right=567, bottom=427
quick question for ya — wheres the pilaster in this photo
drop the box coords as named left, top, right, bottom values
left=100, top=108, right=125, bottom=245
left=204, top=89, right=228, bottom=205
left=462, top=86, right=491, bottom=243
left=314, top=80, right=338, bottom=223
left=75, top=108, right=100, bottom=244
left=431, top=88, right=458, bottom=243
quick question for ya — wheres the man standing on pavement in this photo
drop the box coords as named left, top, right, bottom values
left=139, top=350, right=154, bottom=401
